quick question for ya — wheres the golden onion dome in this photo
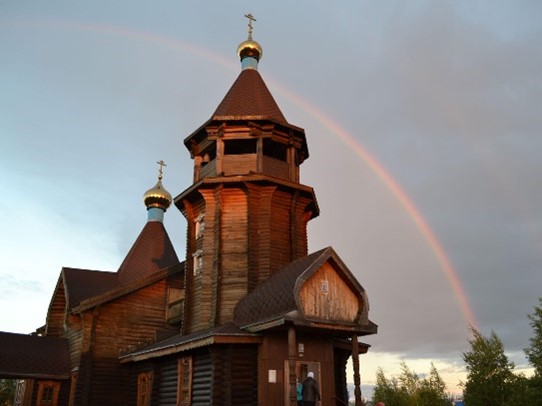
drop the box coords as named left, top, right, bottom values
left=143, top=160, right=172, bottom=211
left=143, top=179, right=172, bottom=211
left=238, top=13, right=262, bottom=63
left=237, top=39, right=263, bottom=62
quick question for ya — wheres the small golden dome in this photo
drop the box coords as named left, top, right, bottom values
left=237, top=39, right=263, bottom=62
left=143, top=179, right=172, bottom=211
left=143, top=160, right=172, bottom=211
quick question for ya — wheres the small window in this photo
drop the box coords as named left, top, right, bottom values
left=37, top=381, right=60, bottom=406
left=177, top=357, right=193, bottom=406
left=195, top=214, right=205, bottom=239
left=137, top=371, right=153, bottom=406
left=192, top=250, right=203, bottom=276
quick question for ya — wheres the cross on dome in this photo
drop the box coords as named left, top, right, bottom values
left=238, top=13, right=263, bottom=67
left=244, top=13, right=256, bottom=40
left=157, top=159, right=167, bottom=180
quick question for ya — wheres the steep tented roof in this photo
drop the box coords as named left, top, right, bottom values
left=117, top=221, right=180, bottom=284
left=212, top=68, right=287, bottom=124
left=0, top=332, right=71, bottom=379
left=54, top=220, right=181, bottom=315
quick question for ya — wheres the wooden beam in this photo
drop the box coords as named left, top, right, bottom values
left=352, top=334, right=362, bottom=406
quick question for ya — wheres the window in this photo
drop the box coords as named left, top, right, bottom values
left=263, top=139, right=288, bottom=161
left=177, top=357, right=192, bottom=406
left=137, top=371, right=153, bottom=406
left=14, top=380, right=27, bottom=406
left=195, top=214, right=205, bottom=239
left=224, top=139, right=256, bottom=155
left=37, top=381, right=60, bottom=406
left=192, top=250, right=203, bottom=276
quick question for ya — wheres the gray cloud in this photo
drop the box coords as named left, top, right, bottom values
left=1, top=1, right=541, bottom=377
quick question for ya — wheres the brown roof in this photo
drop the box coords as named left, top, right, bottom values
left=212, top=68, right=287, bottom=123
left=0, top=332, right=70, bottom=379
left=233, top=248, right=328, bottom=327
left=119, top=322, right=260, bottom=363
left=117, top=221, right=180, bottom=284
left=59, top=221, right=181, bottom=312
left=63, top=267, right=118, bottom=309
left=233, top=246, right=376, bottom=335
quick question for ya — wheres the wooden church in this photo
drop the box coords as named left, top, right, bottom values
left=0, top=17, right=377, bottom=406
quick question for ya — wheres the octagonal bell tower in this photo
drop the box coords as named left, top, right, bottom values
left=176, top=20, right=319, bottom=334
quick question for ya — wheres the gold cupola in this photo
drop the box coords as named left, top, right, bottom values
left=143, top=160, right=172, bottom=217
left=237, top=13, right=263, bottom=68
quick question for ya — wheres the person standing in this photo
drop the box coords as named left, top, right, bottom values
left=302, top=372, right=320, bottom=406
left=296, top=378, right=303, bottom=406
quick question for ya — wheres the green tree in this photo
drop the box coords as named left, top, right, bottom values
left=0, top=379, right=16, bottom=406
left=462, top=328, right=515, bottom=406
left=372, top=362, right=451, bottom=406
left=524, top=297, right=542, bottom=400
left=525, top=297, right=542, bottom=376
left=373, top=367, right=405, bottom=406
left=418, top=363, right=450, bottom=406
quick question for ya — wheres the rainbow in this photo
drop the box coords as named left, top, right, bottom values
left=3, top=18, right=478, bottom=329
left=273, top=84, right=478, bottom=330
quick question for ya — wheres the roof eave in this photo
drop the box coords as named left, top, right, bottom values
left=73, top=267, right=173, bottom=313
left=119, top=333, right=262, bottom=363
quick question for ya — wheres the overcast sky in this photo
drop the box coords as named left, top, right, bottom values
left=1, top=0, right=541, bottom=395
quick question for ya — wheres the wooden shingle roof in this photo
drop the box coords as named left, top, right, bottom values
left=0, top=332, right=70, bottom=379
left=233, top=246, right=377, bottom=335
left=62, top=268, right=118, bottom=309
left=117, top=220, right=180, bottom=284
left=119, top=322, right=260, bottom=363
left=57, top=220, right=181, bottom=313
left=212, top=68, right=287, bottom=123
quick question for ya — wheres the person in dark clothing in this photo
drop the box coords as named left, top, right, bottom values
left=301, top=372, right=320, bottom=406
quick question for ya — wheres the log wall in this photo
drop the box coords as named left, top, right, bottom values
left=71, top=280, right=175, bottom=405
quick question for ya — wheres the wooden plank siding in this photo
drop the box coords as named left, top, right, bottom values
left=69, top=280, right=175, bottom=405
left=218, top=188, right=249, bottom=325
left=222, top=154, right=257, bottom=176
left=194, top=186, right=222, bottom=332
left=181, top=193, right=207, bottom=334
left=45, top=279, right=66, bottom=337
left=247, top=184, right=276, bottom=290
left=300, top=262, right=360, bottom=323
left=262, top=155, right=289, bottom=179
left=198, top=159, right=216, bottom=180
left=269, top=189, right=292, bottom=271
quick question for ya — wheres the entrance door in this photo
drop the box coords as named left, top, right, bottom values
left=284, top=361, right=321, bottom=405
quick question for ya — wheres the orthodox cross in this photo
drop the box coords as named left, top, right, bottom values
left=157, top=160, right=167, bottom=180
left=244, top=13, right=256, bottom=39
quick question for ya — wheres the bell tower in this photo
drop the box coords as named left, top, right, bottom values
left=176, top=17, right=319, bottom=334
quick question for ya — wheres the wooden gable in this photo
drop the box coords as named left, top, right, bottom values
left=299, top=261, right=361, bottom=323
